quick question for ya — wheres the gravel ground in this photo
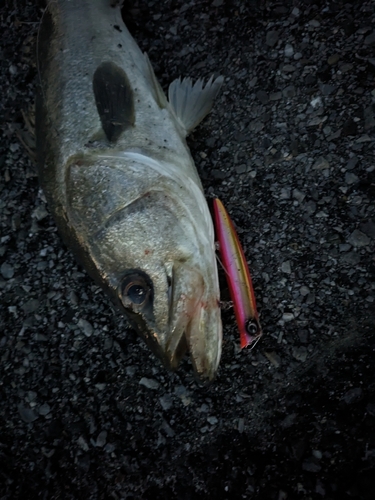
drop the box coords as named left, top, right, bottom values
left=1, top=0, right=375, bottom=498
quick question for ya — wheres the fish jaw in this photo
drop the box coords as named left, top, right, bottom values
left=166, top=262, right=222, bottom=382
left=121, top=261, right=222, bottom=382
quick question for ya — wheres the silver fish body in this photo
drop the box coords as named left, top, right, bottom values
left=36, top=0, right=223, bottom=380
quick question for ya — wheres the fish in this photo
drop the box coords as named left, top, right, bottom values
left=212, top=198, right=262, bottom=348
left=36, top=0, right=224, bottom=381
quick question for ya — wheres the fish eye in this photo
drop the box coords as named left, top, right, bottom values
left=245, top=318, right=260, bottom=336
left=120, top=272, right=152, bottom=311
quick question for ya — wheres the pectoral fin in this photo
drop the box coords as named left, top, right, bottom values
left=93, top=61, right=135, bottom=142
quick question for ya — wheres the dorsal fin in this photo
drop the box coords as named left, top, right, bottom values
left=168, top=75, right=224, bottom=135
left=93, top=61, right=135, bottom=142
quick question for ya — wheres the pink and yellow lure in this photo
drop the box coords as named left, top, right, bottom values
left=213, top=198, right=262, bottom=349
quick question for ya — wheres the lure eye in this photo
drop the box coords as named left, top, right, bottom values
left=246, top=318, right=260, bottom=337
left=120, top=272, right=152, bottom=311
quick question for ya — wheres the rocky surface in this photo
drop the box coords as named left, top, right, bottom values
left=1, top=0, right=375, bottom=498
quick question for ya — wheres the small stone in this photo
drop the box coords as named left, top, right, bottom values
left=125, top=366, right=136, bottom=378
left=21, top=299, right=40, bottom=314
left=320, top=84, right=336, bottom=96
left=212, top=0, right=223, bottom=6
left=341, top=252, right=361, bottom=265
left=281, top=413, right=297, bottom=428
left=207, top=416, right=218, bottom=425
left=281, top=261, right=291, bottom=273
left=302, top=460, right=321, bottom=472
left=282, top=64, right=296, bottom=73
left=312, top=450, right=322, bottom=459
left=159, top=394, right=173, bottom=410
left=305, top=293, right=315, bottom=304
left=235, top=164, right=247, bottom=174
left=161, top=419, right=175, bottom=437
left=284, top=44, right=294, bottom=57
left=348, top=230, right=370, bottom=248
left=256, top=90, right=269, bottom=104
left=280, top=187, right=291, bottom=199
left=139, top=377, right=160, bottom=390
left=364, top=31, right=375, bottom=45
left=339, top=243, right=351, bottom=252
left=291, top=7, right=300, bottom=16
left=269, top=92, right=282, bottom=101
left=282, top=312, right=294, bottom=322
left=300, top=286, right=310, bottom=296
left=346, top=157, right=358, bottom=170
left=38, top=403, right=51, bottom=416
left=238, top=418, right=245, bottom=433
left=265, top=351, right=281, bottom=368
left=309, top=20, right=320, bottom=28
left=312, top=157, right=329, bottom=170
left=266, top=30, right=279, bottom=47
left=32, top=205, right=49, bottom=221
left=327, top=54, right=340, bottom=65
left=18, top=405, right=38, bottom=423
left=360, top=220, right=375, bottom=238
left=96, top=430, right=107, bottom=447
left=1, top=262, right=14, bottom=279
left=293, top=189, right=305, bottom=202
left=293, top=346, right=307, bottom=362
left=304, top=200, right=316, bottom=215
left=283, top=85, right=296, bottom=98
left=77, top=318, right=93, bottom=337
left=343, top=388, right=363, bottom=404
left=345, top=172, right=359, bottom=185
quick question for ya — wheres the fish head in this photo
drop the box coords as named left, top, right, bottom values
left=78, top=176, right=222, bottom=381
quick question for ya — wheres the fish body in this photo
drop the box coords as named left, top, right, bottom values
left=213, top=198, right=262, bottom=348
left=36, top=0, right=223, bottom=380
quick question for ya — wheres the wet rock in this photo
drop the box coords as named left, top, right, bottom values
left=284, top=44, right=294, bottom=57
left=293, top=346, right=307, bottom=362
left=77, top=318, right=93, bottom=337
left=265, top=351, right=281, bottom=368
left=266, top=31, right=279, bottom=47
left=313, top=157, right=329, bottom=170
left=21, top=299, right=40, bottom=313
left=348, top=230, right=370, bottom=247
left=96, top=430, right=107, bottom=447
left=360, top=220, right=375, bottom=238
left=159, top=394, right=172, bottom=411
left=256, top=90, right=269, bottom=104
left=345, top=172, right=359, bottom=185
left=281, top=261, right=291, bottom=273
left=327, top=53, right=340, bottom=65
left=139, top=377, right=160, bottom=390
left=18, top=405, right=38, bottom=423
left=364, top=31, right=375, bottom=45
left=281, top=413, right=297, bottom=429
left=341, top=252, right=361, bottom=265
left=343, top=388, right=363, bottom=404
left=1, top=262, right=14, bottom=279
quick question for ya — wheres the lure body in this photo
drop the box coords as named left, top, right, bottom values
left=213, top=198, right=262, bottom=348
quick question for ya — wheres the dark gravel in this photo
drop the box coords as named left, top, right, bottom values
left=1, top=0, right=375, bottom=498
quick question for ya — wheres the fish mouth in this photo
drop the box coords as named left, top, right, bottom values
left=164, top=262, right=222, bottom=382
left=126, top=262, right=222, bottom=382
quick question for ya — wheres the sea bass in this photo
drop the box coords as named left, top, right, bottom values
left=36, top=0, right=223, bottom=381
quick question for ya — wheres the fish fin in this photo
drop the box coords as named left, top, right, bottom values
left=93, top=61, right=135, bottom=142
left=143, top=52, right=168, bottom=109
left=168, top=75, right=224, bottom=134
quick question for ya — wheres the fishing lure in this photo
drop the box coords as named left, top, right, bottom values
left=213, top=198, right=262, bottom=348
